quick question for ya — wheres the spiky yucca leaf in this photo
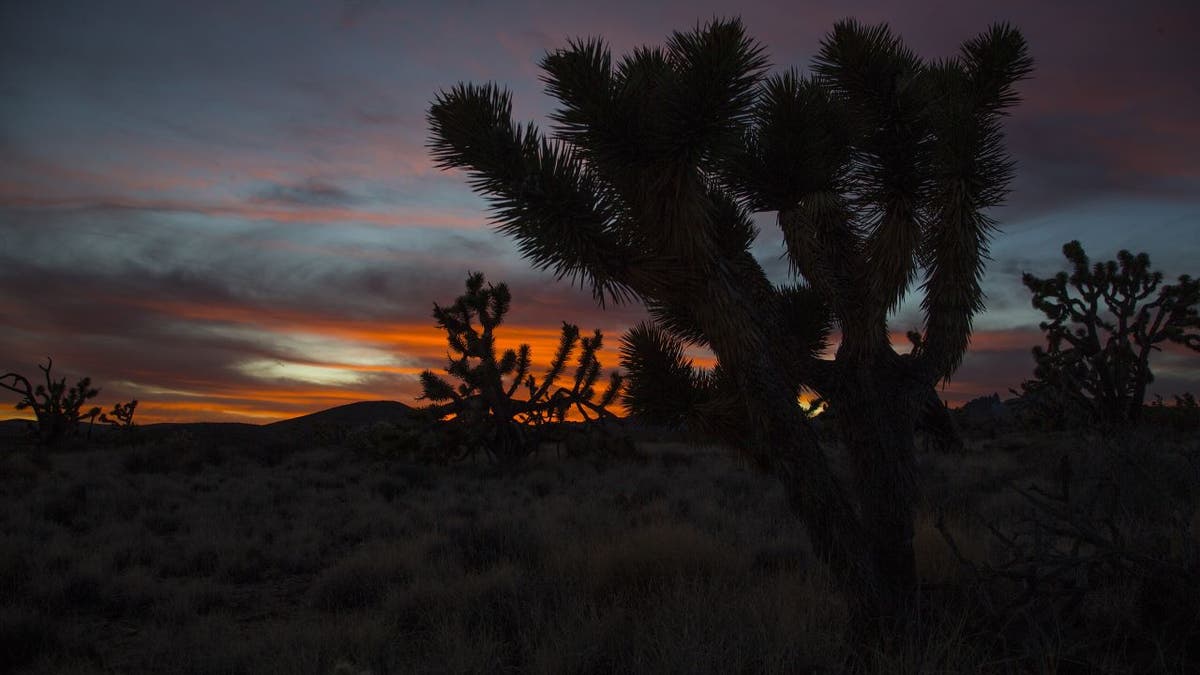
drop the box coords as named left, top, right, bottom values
left=619, top=321, right=709, bottom=426
left=662, top=18, right=768, bottom=164
left=776, top=284, right=834, bottom=360
left=418, top=371, right=459, bottom=403
left=722, top=71, right=851, bottom=212
left=428, top=84, right=641, bottom=303
left=916, top=26, right=1029, bottom=377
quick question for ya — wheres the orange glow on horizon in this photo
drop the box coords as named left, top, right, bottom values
left=0, top=289, right=1054, bottom=425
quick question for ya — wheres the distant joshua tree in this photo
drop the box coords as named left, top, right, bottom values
left=0, top=357, right=101, bottom=445
left=100, top=399, right=140, bottom=443
left=429, top=18, right=1031, bottom=619
left=416, top=272, right=623, bottom=464
left=1021, top=240, right=1200, bottom=426
left=100, top=399, right=139, bottom=429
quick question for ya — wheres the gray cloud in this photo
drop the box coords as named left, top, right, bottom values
left=251, top=179, right=358, bottom=207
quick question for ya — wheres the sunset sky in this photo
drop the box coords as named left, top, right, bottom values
left=2, top=0, right=1198, bottom=423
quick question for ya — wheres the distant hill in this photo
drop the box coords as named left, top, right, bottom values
left=0, top=401, right=420, bottom=449
left=267, top=400, right=418, bottom=436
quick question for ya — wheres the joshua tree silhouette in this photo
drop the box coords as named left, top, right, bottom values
left=417, top=272, right=622, bottom=464
left=428, top=18, right=1031, bottom=620
left=1021, top=240, right=1200, bottom=426
left=1, top=357, right=101, bottom=445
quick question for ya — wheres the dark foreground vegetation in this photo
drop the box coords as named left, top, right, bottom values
left=2, top=420, right=1197, bottom=674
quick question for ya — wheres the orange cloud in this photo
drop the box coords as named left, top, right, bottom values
left=74, top=294, right=629, bottom=422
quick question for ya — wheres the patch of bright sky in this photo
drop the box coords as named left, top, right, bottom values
left=184, top=323, right=411, bottom=369
left=997, top=197, right=1200, bottom=275
left=236, top=360, right=367, bottom=387
left=115, top=381, right=209, bottom=399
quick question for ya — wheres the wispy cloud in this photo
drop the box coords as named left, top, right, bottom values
left=251, top=179, right=359, bottom=207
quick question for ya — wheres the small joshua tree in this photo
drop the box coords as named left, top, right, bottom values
left=0, top=357, right=101, bottom=445
left=1022, top=241, right=1200, bottom=426
left=100, top=399, right=138, bottom=428
left=100, top=399, right=139, bottom=442
left=417, top=272, right=623, bottom=464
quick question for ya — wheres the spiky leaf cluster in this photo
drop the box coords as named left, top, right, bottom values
left=417, top=272, right=623, bottom=463
left=1022, top=240, right=1200, bottom=425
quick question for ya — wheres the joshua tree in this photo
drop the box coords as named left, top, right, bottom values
left=417, top=272, right=622, bottom=464
left=428, top=18, right=1030, bottom=618
left=100, top=399, right=139, bottom=429
left=1, top=357, right=101, bottom=445
left=100, top=399, right=140, bottom=443
left=1021, top=240, right=1200, bottom=426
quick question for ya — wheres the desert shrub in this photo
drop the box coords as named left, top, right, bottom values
left=371, top=477, right=403, bottom=502
left=121, top=431, right=216, bottom=475
left=0, top=605, right=63, bottom=671
left=749, top=540, right=810, bottom=574
left=42, top=483, right=90, bottom=530
left=559, top=424, right=644, bottom=461
left=0, top=450, right=50, bottom=484
left=309, top=545, right=413, bottom=612
left=142, top=512, right=183, bottom=537
left=937, top=430, right=1200, bottom=669
left=344, top=421, right=421, bottom=458
left=235, top=438, right=293, bottom=468
left=31, top=561, right=105, bottom=613
left=121, top=447, right=172, bottom=475
left=98, top=566, right=164, bottom=618
left=0, top=542, right=32, bottom=599
left=434, top=518, right=545, bottom=573
left=568, top=523, right=741, bottom=601
left=658, top=447, right=697, bottom=469
left=309, top=421, right=351, bottom=446
left=390, top=462, right=436, bottom=490
left=157, top=543, right=220, bottom=579
left=217, top=545, right=269, bottom=584
left=463, top=565, right=562, bottom=667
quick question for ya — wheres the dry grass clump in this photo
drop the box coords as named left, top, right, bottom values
left=912, top=512, right=987, bottom=585
left=561, top=522, right=741, bottom=600
left=309, top=541, right=420, bottom=611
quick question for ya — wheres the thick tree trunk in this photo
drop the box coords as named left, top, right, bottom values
left=689, top=256, right=919, bottom=623
left=830, top=367, right=921, bottom=619
left=686, top=273, right=879, bottom=616
left=750, top=368, right=924, bottom=625
left=737, top=364, right=886, bottom=614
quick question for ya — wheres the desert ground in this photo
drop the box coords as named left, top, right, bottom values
left=2, top=418, right=1198, bottom=674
